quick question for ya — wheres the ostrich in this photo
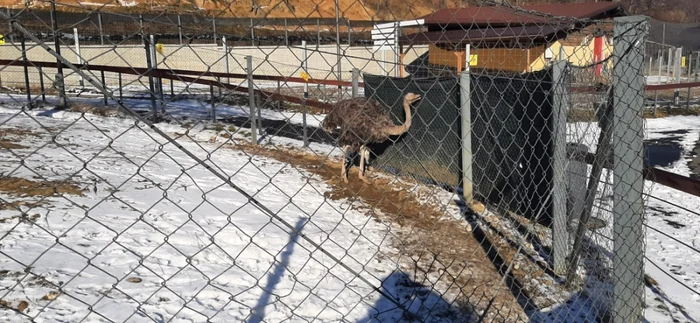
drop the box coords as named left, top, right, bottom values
left=321, top=92, right=421, bottom=183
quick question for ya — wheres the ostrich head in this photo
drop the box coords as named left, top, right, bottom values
left=382, top=92, right=422, bottom=136
left=404, top=92, right=421, bottom=104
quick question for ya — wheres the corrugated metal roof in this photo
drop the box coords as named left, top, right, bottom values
left=399, top=24, right=572, bottom=46
left=421, top=2, right=623, bottom=26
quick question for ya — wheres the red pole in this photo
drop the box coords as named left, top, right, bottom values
left=594, top=35, right=604, bottom=76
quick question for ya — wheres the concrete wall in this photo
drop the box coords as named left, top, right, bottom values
left=0, top=43, right=429, bottom=92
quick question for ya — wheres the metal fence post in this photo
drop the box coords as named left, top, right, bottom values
left=74, top=27, right=84, bottom=88
left=139, top=14, right=144, bottom=45
left=210, top=84, right=216, bottom=122
left=6, top=8, right=13, bottom=44
left=257, top=94, right=263, bottom=136
left=687, top=52, right=693, bottom=112
left=100, top=70, right=107, bottom=105
left=150, top=34, right=163, bottom=108
left=212, top=16, right=217, bottom=43
left=460, top=44, right=473, bottom=205
left=284, top=18, right=288, bottom=46
left=144, top=35, right=158, bottom=121
left=351, top=68, right=359, bottom=98
left=38, top=66, right=46, bottom=103
left=667, top=47, right=673, bottom=78
left=302, top=40, right=309, bottom=147
left=21, top=35, right=32, bottom=109
left=223, top=36, right=230, bottom=84
left=551, top=60, right=570, bottom=276
left=695, top=52, right=700, bottom=109
left=612, top=15, right=647, bottom=323
left=250, top=18, right=255, bottom=46
left=675, top=47, right=682, bottom=105
left=177, top=14, right=183, bottom=45
left=317, top=19, right=320, bottom=47
left=97, top=12, right=104, bottom=45
left=394, top=21, right=400, bottom=78
left=118, top=72, right=122, bottom=101
left=246, top=56, right=257, bottom=144
left=459, top=73, right=472, bottom=206
left=335, top=0, right=342, bottom=95
left=49, top=1, right=66, bottom=108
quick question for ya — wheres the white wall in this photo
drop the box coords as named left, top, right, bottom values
left=0, top=43, right=428, bottom=91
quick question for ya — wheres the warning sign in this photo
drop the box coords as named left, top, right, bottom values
left=0, top=35, right=5, bottom=45
left=469, top=54, right=478, bottom=66
left=682, top=56, right=687, bottom=67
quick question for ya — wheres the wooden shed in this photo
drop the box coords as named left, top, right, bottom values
left=398, top=2, right=626, bottom=74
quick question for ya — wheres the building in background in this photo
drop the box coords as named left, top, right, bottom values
left=398, top=2, right=626, bottom=76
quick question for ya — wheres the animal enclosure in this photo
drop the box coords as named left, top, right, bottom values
left=0, top=1, right=665, bottom=323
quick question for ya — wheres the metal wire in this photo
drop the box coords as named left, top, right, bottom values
left=0, top=1, right=677, bottom=322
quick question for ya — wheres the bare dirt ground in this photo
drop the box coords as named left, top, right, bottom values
left=227, top=139, right=576, bottom=321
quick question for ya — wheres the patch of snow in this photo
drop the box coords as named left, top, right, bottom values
left=116, top=0, right=138, bottom=7
left=0, top=106, right=410, bottom=322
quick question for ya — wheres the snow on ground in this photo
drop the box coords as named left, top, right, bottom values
left=566, top=115, right=700, bottom=322
left=0, top=106, right=425, bottom=322
left=646, top=75, right=694, bottom=85
left=2, top=89, right=700, bottom=322
left=640, top=116, right=700, bottom=322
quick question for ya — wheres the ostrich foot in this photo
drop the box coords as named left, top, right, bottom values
left=469, top=200, right=486, bottom=213
left=358, top=171, right=371, bottom=184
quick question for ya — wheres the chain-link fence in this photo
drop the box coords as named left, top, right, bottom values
left=0, top=0, right=665, bottom=322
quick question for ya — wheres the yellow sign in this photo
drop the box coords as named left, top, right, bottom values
left=155, top=43, right=164, bottom=55
left=300, top=71, right=310, bottom=82
left=0, top=35, right=5, bottom=45
left=682, top=56, right=687, bottom=67
left=469, top=54, right=478, bottom=66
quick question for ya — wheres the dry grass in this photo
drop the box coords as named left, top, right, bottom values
left=0, top=177, right=85, bottom=197
left=0, top=200, right=42, bottom=211
left=0, top=141, right=28, bottom=149
left=0, top=213, right=41, bottom=223
left=68, top=103, right=121, bottom=117
left=0, top=128, right=39, bottom=150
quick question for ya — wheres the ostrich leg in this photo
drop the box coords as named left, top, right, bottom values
left=341, top=145, right=350, bottom=183
left=358, top=145, right=370, bottom=183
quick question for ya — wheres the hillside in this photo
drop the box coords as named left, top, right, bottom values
left=0, top=0, right=463, bottom=20
left=0, top=0, right=698, bottom=23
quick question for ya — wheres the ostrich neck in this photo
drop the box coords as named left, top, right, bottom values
left=384, top=99, right=413, bottom=136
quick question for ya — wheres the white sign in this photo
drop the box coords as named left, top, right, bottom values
left=371, top=19, right=424, bottom=51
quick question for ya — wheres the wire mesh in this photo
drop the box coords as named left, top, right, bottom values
left=0, top=1, right=685, bottom=322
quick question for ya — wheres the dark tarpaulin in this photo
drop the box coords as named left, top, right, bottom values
left=363, top=67, right=555, bottom=225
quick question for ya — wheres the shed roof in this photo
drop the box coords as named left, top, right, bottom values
left=421, top=2, right=624, bottom=26
left=399, top=24, right=571, bottom=46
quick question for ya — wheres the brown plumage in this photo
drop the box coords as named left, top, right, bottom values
left=321, top=93, right=421, bottom=183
